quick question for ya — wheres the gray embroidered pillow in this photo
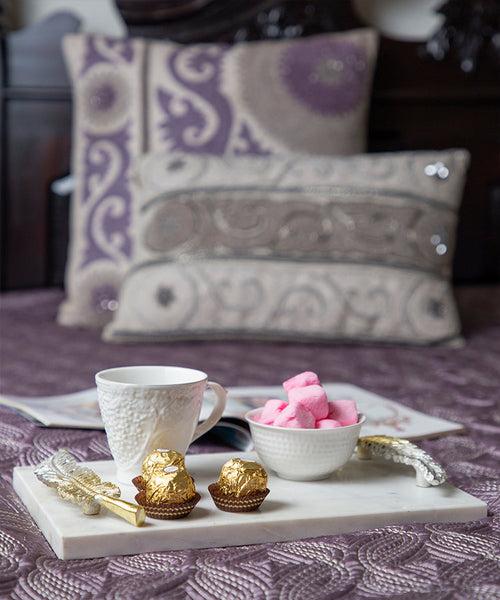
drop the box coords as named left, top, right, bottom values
left=58, top=29, right=378, bottom=328
left=104, top=149, right=470, bottom=345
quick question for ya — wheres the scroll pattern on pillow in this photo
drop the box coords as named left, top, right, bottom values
left=61, top=36, right=146, bottom=327
left=140, top=189, right=456, bottom=277
left=104, top=150, right=470, bottom=345
left=60, top=29, right=378, bottom=327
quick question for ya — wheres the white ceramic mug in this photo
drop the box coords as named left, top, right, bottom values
left=95, top=366, right=227, bottom=483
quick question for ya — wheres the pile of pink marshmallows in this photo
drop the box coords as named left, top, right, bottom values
left=257, top=371, right=359, bottom=429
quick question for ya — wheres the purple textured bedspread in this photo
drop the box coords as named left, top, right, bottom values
left=0, top=287, right=499, bottom=599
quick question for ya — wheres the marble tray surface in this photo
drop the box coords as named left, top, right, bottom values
left=13, top=452, right=487, bottom=560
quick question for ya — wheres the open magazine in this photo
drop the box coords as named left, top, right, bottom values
left=0, top=383, right=464, bottom=445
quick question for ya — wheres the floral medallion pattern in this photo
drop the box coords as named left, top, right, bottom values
left=280, top=38, right=369, bottom=115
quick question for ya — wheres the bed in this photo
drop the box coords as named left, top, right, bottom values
left=1, top=286, right=500, bottom=597
left=1, top=1, right=500, bottom=598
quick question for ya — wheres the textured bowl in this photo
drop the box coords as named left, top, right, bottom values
left=245, top=408, right=366, bottom=481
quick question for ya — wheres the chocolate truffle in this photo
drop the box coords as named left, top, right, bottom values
left=140, top=449, right=196, bottom=505
left=209, top=458, right=269, bottom=512
left=217, top=458, right=268, bottom=498
left=132, top=449, right=200, bottom=519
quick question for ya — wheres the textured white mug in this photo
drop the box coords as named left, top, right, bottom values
left=95, top=366, right=227, bottom=483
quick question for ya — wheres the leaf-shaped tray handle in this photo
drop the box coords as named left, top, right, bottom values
left=34, top=449, right=146, bottom=526
left=356, top=435, right=447, bottom=487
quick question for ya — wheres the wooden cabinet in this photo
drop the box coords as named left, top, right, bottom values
left=0, top=13, right=78, bottom=289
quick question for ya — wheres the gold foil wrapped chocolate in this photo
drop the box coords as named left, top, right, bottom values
left=217, top=458, right=268, bottom=498
left=133, top=449, right=200, bottom=519
left=140, top=449, right=196, bottom=505
left=142, top=449, right=185, bottom=474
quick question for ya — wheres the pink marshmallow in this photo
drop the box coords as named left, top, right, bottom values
left=274, top=403, right=315, bottom=429
left=283, top=371, right=320, bottom=392
left=327, top=400, right=358, bottom=426
left=316, top=419, right=342, bottom=429
left=259, top=399, right=287, bottom=425
left=288, top=384, right=329, bottom=420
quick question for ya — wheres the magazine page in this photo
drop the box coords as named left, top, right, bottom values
left=1, top=383, right=463, bottom=440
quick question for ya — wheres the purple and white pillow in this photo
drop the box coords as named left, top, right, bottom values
left=104, top=149, right=469, bottom=346
left=59, top=30, right=378, bottom=327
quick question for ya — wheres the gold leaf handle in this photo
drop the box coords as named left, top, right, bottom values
left=357, top=435, right=447, bottom=487
left=96, top=495, right=146, bottom=527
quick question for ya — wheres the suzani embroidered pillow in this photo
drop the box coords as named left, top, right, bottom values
left=59, top=29, right=378, bottom=327
left=104, top=149, right=470, bottom=345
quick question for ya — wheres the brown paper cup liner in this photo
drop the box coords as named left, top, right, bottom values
left=208, top=483, right=269, bottom=513
left=132, top=476, right=145, bottom=490
left=132, top=477, right=200, bottom=519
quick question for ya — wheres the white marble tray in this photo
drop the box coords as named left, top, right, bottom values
left=13, top=452, right=486, bottom=560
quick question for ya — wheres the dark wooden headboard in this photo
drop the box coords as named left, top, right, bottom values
left=1, top=0, right=499, bottom=290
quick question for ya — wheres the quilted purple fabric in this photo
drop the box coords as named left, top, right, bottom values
left=0, top=287, right=499, bottom=599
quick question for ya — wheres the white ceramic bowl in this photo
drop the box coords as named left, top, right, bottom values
left=245, top=408, right=366, bottom=481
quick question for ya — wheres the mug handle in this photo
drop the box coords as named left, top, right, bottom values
left=191, top=381, right=227, bottom=442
